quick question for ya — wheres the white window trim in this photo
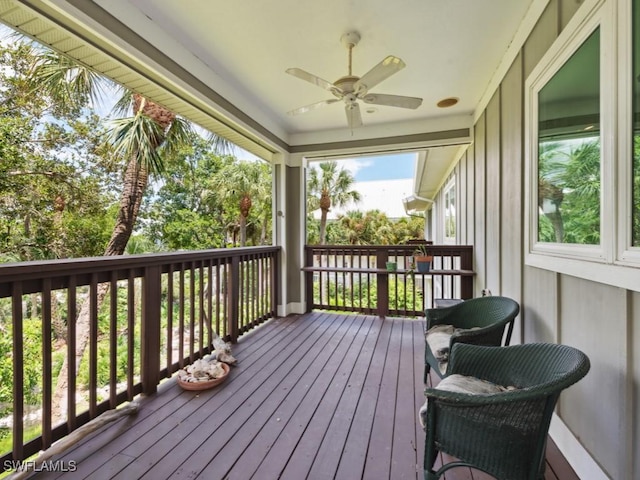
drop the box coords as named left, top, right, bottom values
left=523, top=0, right=640, bottom=291
left=443, top=178, right=456, bottom=244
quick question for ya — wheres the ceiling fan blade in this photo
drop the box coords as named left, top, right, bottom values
left=353, top=56, right=406, bottom=94
left=345, top=103, right=363, bottom=129
left=286, top=68, right=341, bottom=94
left=287, top=98, right=341, bottom=116
left=361, top=93, right=423, bottom=109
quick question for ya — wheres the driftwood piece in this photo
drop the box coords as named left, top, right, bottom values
left=7, top=402, right=139, bottom=480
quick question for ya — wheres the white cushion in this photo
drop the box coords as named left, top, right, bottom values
left=419, top=374, right=516, bottom=428
left=425, top=325, right=455, bottom=375
left=436, top=374, right=514, bottom=395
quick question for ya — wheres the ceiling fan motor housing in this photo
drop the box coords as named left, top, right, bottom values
left=333, top=75, right=360, bottom=95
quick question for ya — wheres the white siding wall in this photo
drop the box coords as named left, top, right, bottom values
left=431, top=0, right=639, bottom=477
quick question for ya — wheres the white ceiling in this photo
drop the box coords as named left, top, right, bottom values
left=91, top=0, right=536, bottom=147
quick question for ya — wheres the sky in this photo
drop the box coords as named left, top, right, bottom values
left=309, top=153, right=417, bottom=219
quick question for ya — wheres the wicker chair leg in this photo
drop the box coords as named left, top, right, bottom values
left=424, top=470, right=440, bottom=480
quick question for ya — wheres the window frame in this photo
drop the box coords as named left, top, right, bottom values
left=617, top=0, right=640, bottom=265
left=525, top=0, right=620, bottom=277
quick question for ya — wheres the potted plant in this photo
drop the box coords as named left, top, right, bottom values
left=413, top=244, right=433, bottom=273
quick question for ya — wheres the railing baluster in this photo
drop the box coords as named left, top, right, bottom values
left=12, top=282, right=24, bottom=460
left=215, top=262, right=221, bottom=337
left=179, top=267, right=185, bottom=368
left=199, top=261, right=204, bottom=357
left=189, top=262, right=196, bottom=364
left=228, top=256, right=240, bottom=343
left=67, top=276, right=77, bottom=429
left=167, top=264, right=174, bottom=375
left=42, top=279, right=52, bottom=450
left=89, top=273, right=98, bottom=418
left=109, top=271, right=118, bottom=408
left=127, top=270, right=135, bottom=401
left=207, top=261, right=213, bottom=351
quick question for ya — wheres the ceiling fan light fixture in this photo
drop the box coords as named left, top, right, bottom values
left=437, top=97, right=459, bottom=108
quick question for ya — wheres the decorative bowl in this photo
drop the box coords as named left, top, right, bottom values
left=177, top=362, right=230, bottom=391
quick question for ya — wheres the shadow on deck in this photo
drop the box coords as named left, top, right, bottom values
left=30, top=313, right=578, bottom=480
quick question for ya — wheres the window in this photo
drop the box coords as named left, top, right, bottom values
left=525, top=0, right=640, bottom=290
left=443, top=180, right=456, bottom=243
left=525, top=0, right=614, bottom=267
left=537, top=29, right=600, bottom=246
left=633, top=0, right=640, bottom=246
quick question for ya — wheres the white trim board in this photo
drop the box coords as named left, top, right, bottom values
left=550, top=413, right=610, bottom=480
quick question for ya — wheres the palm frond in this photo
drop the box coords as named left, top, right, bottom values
left=160, top=117, right=194, bottom=158
left=112, top=90, right=134, bottom=117
left=28, top=49, right=114, bottom=109
left=105, top=113, right=166, bottom=175
left=207, top=131, right=234, bottom=155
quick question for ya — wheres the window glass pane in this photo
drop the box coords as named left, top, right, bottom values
left=633, top=0, right=640, bottom=245
left=444, top=183, right=455, bottom=241
left=537, top=29, right=600, bottom=245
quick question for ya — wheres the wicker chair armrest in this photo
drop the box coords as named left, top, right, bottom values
left=425, top=306, right=454, bottom=330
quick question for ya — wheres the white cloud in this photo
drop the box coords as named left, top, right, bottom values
left=308, top=157, right=373, bottom=178
left=312, top=178, right=414, bottom=220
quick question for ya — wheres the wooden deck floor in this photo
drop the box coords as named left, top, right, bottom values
left=31, top=313, right=579, bottom=480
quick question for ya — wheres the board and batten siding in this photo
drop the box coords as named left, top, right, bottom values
left=432, top=0, right=637, bottom=478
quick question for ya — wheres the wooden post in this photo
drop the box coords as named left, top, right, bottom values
left=228, top=256, right=240, bottom=343
left=376, top=249, right=389, bottom=318
left=305, top=247, right=314, bottom=313
left=141, top=266, right=161, bottom=395
left=460, top=246, right=474, bottom=299
left=273, top=249, right=280, bottom=317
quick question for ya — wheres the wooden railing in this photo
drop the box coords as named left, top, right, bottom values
left=303, top=245, right=473, bottom=317
left=0, top=246, right=279, bottom=463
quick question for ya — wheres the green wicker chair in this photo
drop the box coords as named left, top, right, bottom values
left=423, top=343, right=590, bottom=480
left=424, top=296, right=519, bottom=381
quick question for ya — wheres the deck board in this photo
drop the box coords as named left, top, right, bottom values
left=29, top=312, right=580, bottom=480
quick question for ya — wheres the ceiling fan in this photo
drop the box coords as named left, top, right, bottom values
left=286, top=32, right=423, bottom=129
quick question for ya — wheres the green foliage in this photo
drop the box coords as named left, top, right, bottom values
left=538, top=138, right=600, bottom=244
left=633, top=135, right=640, bottom=246
left=315, top=209, right=425, bottom=245
left=0, top=314, right=43, bottom=408
left=0, top=42, right=118, bottom=262
left=313, top=276, right=423, bottom=312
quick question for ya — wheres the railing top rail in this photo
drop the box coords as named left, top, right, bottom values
left=0, top=246, right=280, bottom=297
left=0, top=246, right=280, bottom=276
left=305, top=244, right=473, bottom=252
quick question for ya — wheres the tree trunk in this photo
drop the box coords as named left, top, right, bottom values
left=51, top=151, right=150, bottom=423
left=239, top=214, right=247, bottom=247
left=50, top=95, right=173, bottom=424
left=319, top=208, right=328, bottom=245
left=544, top=211, right=565, bottom=243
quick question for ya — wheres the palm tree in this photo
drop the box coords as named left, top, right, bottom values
left=307, top=161, right=361, bottom=244
left=213, top=160, right=270, bottom=246
left=27, top=46, right=231, bottom=422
